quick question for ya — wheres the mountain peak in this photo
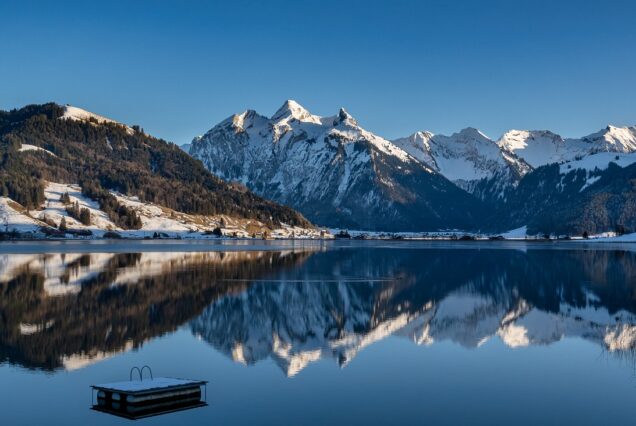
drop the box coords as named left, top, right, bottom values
left=412, top=130, right=434, bottom=141
left=271, top=100, right=318, bottom=123
left=582, top=124, right=636, bottom=150
left=336, top=108, right=358, bottom=126
left=456, top=127, right=490, bottom=140
left=498, top=129, right=564, bottom=146
left=228, top=109, right=266, bottom=130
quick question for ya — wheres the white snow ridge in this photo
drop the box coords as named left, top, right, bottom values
left=61, top=105, right=135, bottom=135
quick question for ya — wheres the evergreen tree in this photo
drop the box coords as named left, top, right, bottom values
left=79, top=208, right=91, bottom=225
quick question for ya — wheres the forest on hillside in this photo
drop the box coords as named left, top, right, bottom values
left=0, top=103, right=311, bottom=228
left=494, top=162, right=636, bottom=235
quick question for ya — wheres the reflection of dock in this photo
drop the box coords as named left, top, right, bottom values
left=91, top=367, right=207, bottom=420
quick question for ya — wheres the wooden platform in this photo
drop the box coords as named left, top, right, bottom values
left=93, top=377, right=207, bottom=395
left=91, top=377, right=208, bottom=420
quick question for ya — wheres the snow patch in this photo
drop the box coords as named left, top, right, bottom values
left=19, top=144, right=58, bottom=157
left=501, top=226, right=527, bottom=239
left=0, top=198, right=47, bottom=233
left=559, top=151, right=636, bottom=175
left=61, top=105, right=134, bottom=135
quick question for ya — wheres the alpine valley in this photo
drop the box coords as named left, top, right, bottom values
left=2, top=101, right=636, bottom=239
left=189, top=100, right=636, bottom=236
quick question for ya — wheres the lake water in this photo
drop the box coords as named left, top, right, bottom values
left=1, top=240, right=636, bottom=425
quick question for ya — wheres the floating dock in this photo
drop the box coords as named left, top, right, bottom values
left=91, top=367, right=207, bottom=420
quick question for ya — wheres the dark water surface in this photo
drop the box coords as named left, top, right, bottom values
left=1, top=240, right=636, bottom=425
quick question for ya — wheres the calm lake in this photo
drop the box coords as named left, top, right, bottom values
left=1, top=240, right=636, bottom=425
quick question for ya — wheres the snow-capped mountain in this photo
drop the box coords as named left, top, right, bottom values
left=189, top=100, right=484, bottom=231
left=392, top=128, right=531, bottom=199
left=392, top=124, right=636, bottom=202
left=498, top=126, right=636, bottom=168
left=490, top=125, right=636, bottom=234
left=188, top=99, right=636, bottom=233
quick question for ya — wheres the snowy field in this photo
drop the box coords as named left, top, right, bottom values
left=1, top=181, right=328, bottom=240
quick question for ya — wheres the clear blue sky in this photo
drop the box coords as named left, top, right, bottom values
left=2, top=0, right=635, bottom=144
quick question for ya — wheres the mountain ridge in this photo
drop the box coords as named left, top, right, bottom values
left=190, top=100, right=636, bottom=233
left=190, top=100, right=485, bottom=231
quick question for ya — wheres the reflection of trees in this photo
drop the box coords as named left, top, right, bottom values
left=3, top=246, right=636, bottom=374
left=0, top=251, right=313, bottom=370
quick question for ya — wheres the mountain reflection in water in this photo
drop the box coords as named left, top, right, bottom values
left=2, top=246, right=636, bottom=376
left=0, top=250, right=313, bottom=370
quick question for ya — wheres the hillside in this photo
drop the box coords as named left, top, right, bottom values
left=495, top=152, right=636, bottom=235
left=0, top=103, right=311, bottom=233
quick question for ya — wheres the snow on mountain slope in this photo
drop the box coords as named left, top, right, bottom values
left=581, top=125, right=636, bottom=152
left=553, top=151, right=636, bottom=193
left=1, top=181, right=326, bottom=239
left=61, top=105, right=135, bottom=134
left=188, top=100, right=635, bottom=231
left=389, top=124, right=636, bottom=201
left=38, top=182, right=120, bottom=234
left=390, top=124, right=636, bottom=203
left=493, top=126, right=636, bottom=235
left=271, top=99, right=322, bottom=126
left=498, top=126, right=636, bottom=168
left=0, top=197, right=47, bottom=233
left=558, top=151, right=636, bottom=175
left=498, top=130, right=582, bottom=168
left=392, top=128, right=531, bottom=196
left=189, top=100, right=482, bottom=231
left=18, top=144, right=58, bottom=157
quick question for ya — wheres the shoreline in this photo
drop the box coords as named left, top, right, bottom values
left=1, top=237, right=635, bottom=256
